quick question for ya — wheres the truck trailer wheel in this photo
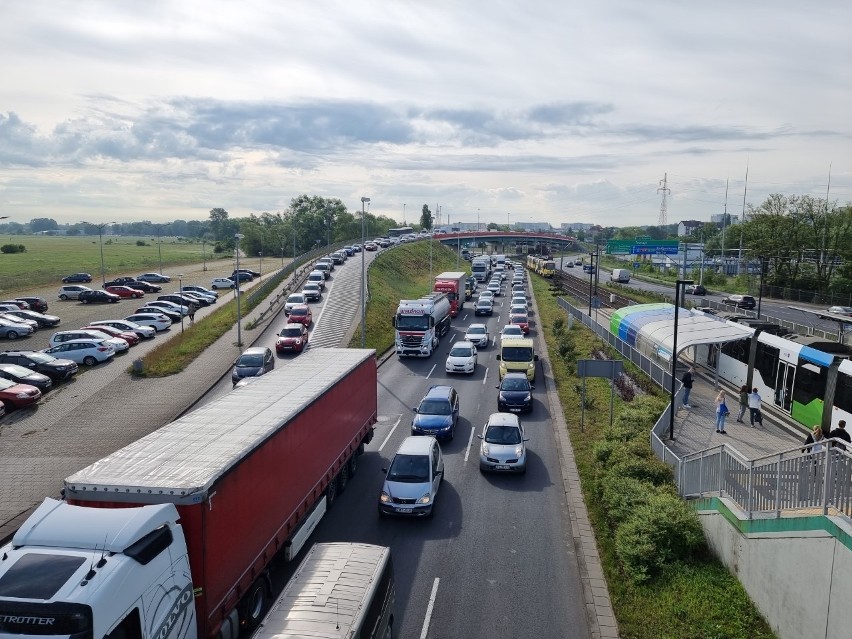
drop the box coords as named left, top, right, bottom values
left=348, top=454, right=358, bottom=478
left=337, top=463, right=350, bottom=493
left=240, top=577, right=270, bottom=631
left=326, top=474, right=339, bottom=508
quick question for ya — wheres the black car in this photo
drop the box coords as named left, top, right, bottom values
left=230, top=271, right=253, bottom=282
left=137, top=305, right=183, bottom=322
left=686, top=284, right=707, bottom=296
left=5, top=309, right=61, bottom=328
left=174, top=291, right=212, bottom=307
left=157, top=294, right=200, bottom=310
left=497, top=372, right=534, bottom=413
left=15, top=297, right=49, bottom=313
left=0, top=350, right=78, bottom=382
left=62, top=273, right=93, bottom=283
left=0, top=363, right=53, bottom=392
left=79, top=290, right=121, bottom=304
left=231, top=346, right=275, bottom=386
left=104, top=278, right=162, bottom=293
left=722, top=294, right=756, bottom=309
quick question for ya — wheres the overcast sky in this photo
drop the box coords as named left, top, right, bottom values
left=1, top=1, right=850, bottom=228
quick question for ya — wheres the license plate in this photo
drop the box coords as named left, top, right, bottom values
left=394, top=507, right=412, bottom=513
left=495, top=465, right=510, bottom=470
left=509, top=408, right=521, bottom=412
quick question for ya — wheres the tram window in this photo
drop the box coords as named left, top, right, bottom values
left=835, top=372, right=852, bottom=415
left=721, top=338, right=750, bottom=363
left=793, top=363, right=824, bottom=408
left=755, top=342, right=780, bottom=387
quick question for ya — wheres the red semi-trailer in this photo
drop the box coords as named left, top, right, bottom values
left=433, top=271, right=468, bottom=317
left=0, top=348, right=377, bottom=639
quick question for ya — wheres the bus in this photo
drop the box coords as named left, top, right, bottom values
left=255, top=542, right=396, bottom=639
left=388, top=226, right=414, bottom=238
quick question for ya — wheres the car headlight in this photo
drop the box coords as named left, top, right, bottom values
left=524, top=393, right=531, bottom=401
left=380, top=492, right=391, bottom=503
left=417, top=493, right=432, bottom=505
left=295, top=339, right=301, bottom=344
left=528, top=362, right=534, bottom=369
left=498, top=393, right=506, bottom=401
left=481, top=442, right=490, bottom=455
left=515, top=445, right=524, bottom=457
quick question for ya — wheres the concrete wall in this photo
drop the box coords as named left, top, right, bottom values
left=695, top=498, right=852, bottom=639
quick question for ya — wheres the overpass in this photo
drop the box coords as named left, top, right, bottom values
left=431, top=230, right=581, bottom=256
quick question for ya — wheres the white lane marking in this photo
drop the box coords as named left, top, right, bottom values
left=311, top=278, right=336, bottom=331
left=482, top=367, right=489, bottom=385
left=420, top=578, right=441, bottom=639
left=464, top=426, right=476, bottom=462
left=426, top=363, right=436, bottom=379
left=378, top=415, right=402, bottom=452
left=449, top=334, right=457, bottom=344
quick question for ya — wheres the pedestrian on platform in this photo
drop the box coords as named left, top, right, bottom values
left=715, top=390, right=729, bottom=434
left=803, top=425, right=826, bottom=454
left=829, top=420, right=850, bottom=451
left=681, top=366, right=694, bottom=409
left=748, top=388, right=763, bottom=427
left=737, top=385, right=749, bottom=423
left=188, top=307, right=196, bottom=323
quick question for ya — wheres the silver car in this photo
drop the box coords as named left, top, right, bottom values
left=478, top=413, right=528, bottom=473
left=379, top=436, right=444, bottom=518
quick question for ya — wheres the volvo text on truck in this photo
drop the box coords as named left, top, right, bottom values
left=0, top=348, right=378, bottom=639
left=393, top=293, right=451, bottom=357
left=433, top=271, right=467, bottom=317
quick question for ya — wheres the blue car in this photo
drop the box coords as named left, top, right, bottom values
left=412, top=385, right=460, bottom=440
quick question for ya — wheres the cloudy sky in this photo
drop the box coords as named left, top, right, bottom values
left=1, top=1, right=850, bottom=228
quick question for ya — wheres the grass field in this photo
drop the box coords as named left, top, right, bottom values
left=0, top=234, right=239, bottom=293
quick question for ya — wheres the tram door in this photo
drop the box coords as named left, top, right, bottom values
left=774, top=362, right=795, bottom=412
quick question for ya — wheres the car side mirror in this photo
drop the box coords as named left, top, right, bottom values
left=523, top=437, right=530, bottom=442
left=495, top=385, right=500, bottom=389
left=530, top=384, right=535, bottom=390
left=477, top=435, right=484, bottom=440
left=381, top=468, right=387, bottom=474
left=495, top=355, right=501, bottom=360
left=412, top=407, right=418, bottom=413
left=534, top=355, right=539, bottom=361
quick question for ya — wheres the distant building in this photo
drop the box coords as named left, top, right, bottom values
left=512, top=222, right=552, bottom=232
left=677, top=220, right=704, bottom=237
left=561, top=222, right=595, bottom=233
left=710, top=214, right=739, bottom=225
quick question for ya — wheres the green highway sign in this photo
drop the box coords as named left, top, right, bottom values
left=607, top=238, right=679, bottom=255
left=606, top=240, right=634, bottom=254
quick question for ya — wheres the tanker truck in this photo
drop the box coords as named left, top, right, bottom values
left=0, top=348, right=377, bottom=639
left=393, top=292, right=451, bottom=357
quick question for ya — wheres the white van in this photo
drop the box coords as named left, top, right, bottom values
left=255, top=543, right=395, bottom=639
left=611, top=268, right=631, bottom=283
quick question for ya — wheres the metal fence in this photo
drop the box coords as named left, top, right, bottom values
left=555, top=296, right=852, bottom=524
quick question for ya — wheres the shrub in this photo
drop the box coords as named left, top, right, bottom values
left=136, top=240, right=148, bottom=246
left=0, top=244, right=25, bottom=254
left=600, top=475, right=656, bottom=525
left=615, top=492, right=706, bottom=583
left=608, top=448, right=673, bottom=486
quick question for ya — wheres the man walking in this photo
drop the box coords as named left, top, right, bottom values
left=681, top=366, right=694, bottom=409
left=829, top=420, right=850, bottom=451
left=748, top=388, right=763, bottom=427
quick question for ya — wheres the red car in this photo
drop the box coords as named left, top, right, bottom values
left=0, top=377, right=42, bottom=410
left=105, top=286, right=145, bottom=299
left=276, top=323, right=309, bottom=353
left=81, top=324, right=141, bottom=347
left=287, top=304, right=313, bottom=327
left=510, top=311, right=530, bottom=334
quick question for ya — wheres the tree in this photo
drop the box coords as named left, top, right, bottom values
left=29, top=218, right=58, bottom=232
left=420, top=205, right=433, bottom=230
left=208, top=208, right=230, bottom=242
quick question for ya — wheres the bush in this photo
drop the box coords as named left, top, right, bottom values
left=600, top=475, right=656, bottom=524
left=0, top=244, right=25, bottom=254
left=615, top=492, right=706, bottom=583
left=608, top=447, right=673, bottom=485
left=136, top=240, right=148, bottom=246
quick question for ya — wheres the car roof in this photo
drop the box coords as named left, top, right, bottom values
left=424, top=385, right=454, bottom=400
left=243, top=346, right=270, bottom=355
left=501, top=337, right=533, bottom=346
left=396, top=435, right=436, bottom=455
left=289, top=304, right=310, bottom=311
left=486, top=412, right=521, bottom=427
left=502, top=372, right=530, bottom=382
left=452, top=340, right=475, bottom=348
left=467, top=323, right=487, bottom=330
left=283, top=322, right=305, bottom=329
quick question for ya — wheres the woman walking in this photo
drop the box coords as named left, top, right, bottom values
left=715, top=390, right=729, bottom=434
left=737, top=385, right=749, bottom=423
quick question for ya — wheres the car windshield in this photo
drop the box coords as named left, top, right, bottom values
left=287, top=296, right=304, bottom=303
left=27, top=352, right=55, bottom=364
left=289, top=308, right=307, bottom=316
left=477, top=301, right=491, bottom=307
left=237, top=354, right=265, bottom=367
left=387, top=454, right=430, bottom=483
left=418, top=399, right=451, bottom=415
left=485, top=425, right=522, bottom=445
left=0, top=378, right=17, bottom=390
left=1, top=364, right=32, bottom=376
left=396, top=315, right=429, bottom=330
left=467, top=327, right=486, bottom=335
left=511, top=313, right=528, bottom=322
left=449, top=346, right=473, bottom=357
left=501, top=378, right=529, bottom=391
left=502, top=346, right=533, bottom=362
left=280, top=328, right=303, bottom=337
left=502, top=327, right=523, bottom=337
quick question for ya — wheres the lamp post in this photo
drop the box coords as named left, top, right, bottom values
left=234, top=233, right=245, bottom=347
left=587, top=248, right=595, bottom=316
left=476, top=208, right=480, bottom=257
left=81, top=221, right=115, bottom=286
left=259, top=251, right=263, bottom=278
left=202, top=239, right=207, bottom=271
left=757, top=256, right=766, bottom=318
left=177, top=274, right=185, bottom=334
left=669, top=279, right=694, bottom=440
left=360, top=197, right=370, bottom=348
left=156, top=225, right=163, bottom=275
left=403, top=203, right=406, bottom=225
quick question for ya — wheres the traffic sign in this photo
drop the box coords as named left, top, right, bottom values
left=591, top=296, right=601, bottom=309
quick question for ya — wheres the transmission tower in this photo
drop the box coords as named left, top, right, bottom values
left=657, top=173, right=670, bottom=226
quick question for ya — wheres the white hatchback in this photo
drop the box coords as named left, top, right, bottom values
left=124, top=313, right=173, bottom=332
left=464, top=324, right=490, bottom=348
left=42, top=339, right=115, bottom=366
left=210, top=278, right=236, bottom=290
left=285, top=293, right=306, bottom=314
left=500, top=324, right=525, bottom=342
left=478, top=412, right=528, bottom=473
left=445, top=341, right=477, bottom=374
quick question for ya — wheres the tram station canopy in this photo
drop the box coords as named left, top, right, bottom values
left=610, top=304, right=753, bottom=360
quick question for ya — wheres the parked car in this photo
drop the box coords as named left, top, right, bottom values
left=827, top=306, right=852, bottom=316
left=287, top=304, right=313, bottom=327
left=42, top=339, right=116, bottom=366
left=0, top=377, right=42, bottom=410
left=378, top=435, right=444, bottom=518
left=104, top=278, right=161, bottom=293
left=500, top=325, right=525, bottom=342
left=0, top=363, right=53, bottom=393
left=1, top=299, right=30, bottom=310
left=722, top=294, right=756, bottom=309
left=478, top=412, right=528, bottom=473
left=445, top=341, right=478, bottom=375
left=0, top=350, right=78, bottom=382
left=58, top=285, right=92, bottom=301
left=157, top=294, right=199, bottom=310
left=79, top=290, right=121, bottom=304
left=81, top=324, right=140, bottom=347
left=229, top=271, right=253, bottom=282
left=285, top=293, right=307, bottom=314
left=233, top=268, right=261, bottom=278
left=497, top=372, right=534, bottom=413
left=14, top=297, right=49, bottom=313
left=137, top=273, right=171, bottom=283
left=302, top=283, right=322, bottom=302
left=4, top=309, right=60, bottom=328
left=231, top=346, right=275, bottom=386
left=180, top=284, right=218, bottom=299
left=685, top=284, right=707, bottom=296
left=49, top=329, right=129, bottom=353
left=104, top=286, right=145, bottom=299
left=61, top=273, right=93, bottom=283
left=124, top=312, right=172, bottom=332
left=0, top=317, right=35, bottom=339
left=474, top=298, right=494, bottom=316
left=211, top=277, right=236, bottom=290
left=464, top=323, right=490, bottom=348
left=275, top=323, right=309, bottom=354
left=411, top=385, right=460, bottom=441
left=89, top=319, right=156, bottom=339
left=173, top=290, right=212, bottom=306
left=0, top=312, right=38, bottom=330
left=137, top=305, right=183, bottom=322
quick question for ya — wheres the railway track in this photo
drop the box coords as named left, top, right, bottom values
left=549, top=269, right=635, bottom=311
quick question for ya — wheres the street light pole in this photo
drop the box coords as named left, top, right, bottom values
left=202, top=239, right=207, bottom=272
left=177, top=274, right=185, bottom=334
left=403, top=203, right=406, bottom=225
left=156, top=225, right=163, bottom=275
left=361, top=197, right=370, bottom=348
left=757, top=256, right=766, bottom=318
left=234, top=233, right=245, bottom=347
left=81, top=221, right=114, bottom=286
left=669, top=279, right=694, bottom=440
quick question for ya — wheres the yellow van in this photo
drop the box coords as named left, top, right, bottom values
left=497, top=337, right=538, bottom=381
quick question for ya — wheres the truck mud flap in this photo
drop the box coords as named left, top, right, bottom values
left=364, top=427, right=374, bottom=445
